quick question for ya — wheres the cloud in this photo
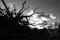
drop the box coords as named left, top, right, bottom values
left=28, top=10, right=57, bottom=29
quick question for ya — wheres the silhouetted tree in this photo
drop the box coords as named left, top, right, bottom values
left=0, top=0, right=60, bottom=40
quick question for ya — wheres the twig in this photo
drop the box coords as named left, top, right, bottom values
left=1, top=0, right=9, bottom=13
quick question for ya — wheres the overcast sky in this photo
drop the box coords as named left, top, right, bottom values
left=0, top=0, right=60, bottom=22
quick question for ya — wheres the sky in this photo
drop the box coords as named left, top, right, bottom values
left=0, top=0, right=60, bottom=22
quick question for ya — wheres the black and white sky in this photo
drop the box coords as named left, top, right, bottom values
left=0, top=0, right=60, bottom=22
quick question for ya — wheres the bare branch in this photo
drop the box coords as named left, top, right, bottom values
left=1, top=0, right=9, bottom=13
left=19, top=1, right=26, bottom=13
left=0, top=6, right=2, bottom=11
left=21, top=6, right=29, bottom=13
left=1, top=0, right=7, bottom=9
left=22, top=1, right=26, bottom=8
left=17, top=1, right=29, bottom=18
left=22, top=8, right=38, bottom=17
left=13, top=4, right=17, bottom=11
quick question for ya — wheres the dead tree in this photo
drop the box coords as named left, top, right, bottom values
left=0, top=0, right=30, bottom=26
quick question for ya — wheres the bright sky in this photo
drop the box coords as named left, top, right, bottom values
left=0, top=0, right=60, bottom=22
left=28, top=10, right=57, bottom=29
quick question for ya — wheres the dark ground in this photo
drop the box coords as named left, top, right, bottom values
left=0, top=16, right=60, bottom=40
